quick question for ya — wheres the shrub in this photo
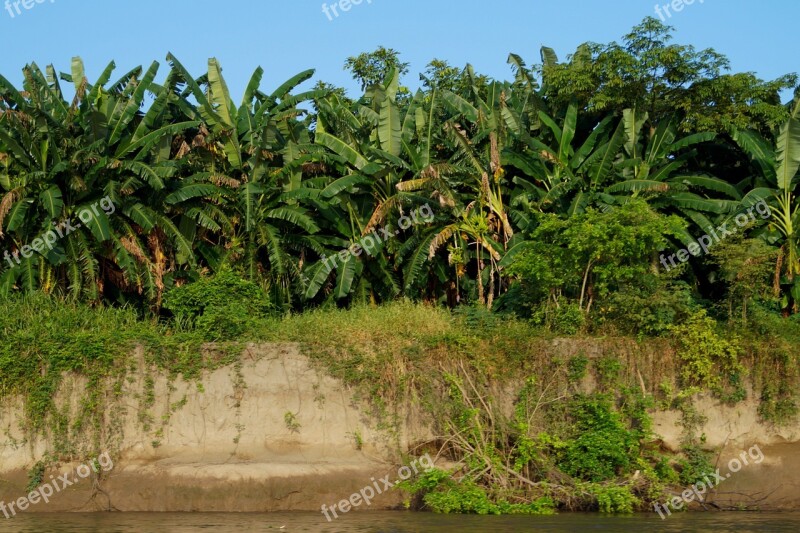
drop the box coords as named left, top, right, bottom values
left=588, top=484, right=639, bottom=513
left=677, top=445, right=714, bottom=486
left=507, top=201, right=685, bottom=333
left=669, top=310, right=745, bottom=393
left=532, top=302, right=585, bottom=335
left=567, top=354, right=590, bottom=383
left=398, top=468, right=555, bottom=515
left=195, top=301, right=256, bottom=340
left=599, top=280, right=696, bottom=336
left=163, top=269, right=272, bottom=340
left=558, top=396, right=640, bottom=481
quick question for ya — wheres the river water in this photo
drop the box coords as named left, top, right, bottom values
left=2, top=512, right=800, bottom=532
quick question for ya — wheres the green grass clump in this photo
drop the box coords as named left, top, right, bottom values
left=0, top=293, right=150, bottom=430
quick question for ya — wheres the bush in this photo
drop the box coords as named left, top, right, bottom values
left=598, top=280, right=696, bottom=336
left=423, top=480, right=498, bottom=515
left=507, top=201, right=685, bottom=333
left=669, top=310, right=745, bottom=394
left=677, top=445, right=714, bottom=486
left=163, top=269, right=272, bottom=340
left=558, top=396, right=641, bottom=481
left=398, top=468, right=555, bottom=515
left=532, top=302, right=585, bottom=335
left=195, top=301, right=256, bottom=340
left=589, top=484, right=639, bottom=513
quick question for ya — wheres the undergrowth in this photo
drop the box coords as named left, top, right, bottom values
left=0, top=291, right=798, bottom=514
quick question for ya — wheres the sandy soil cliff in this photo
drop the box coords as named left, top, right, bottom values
left=0, top=344, right=427, bottom=513
left=0, top=342, right=798, bottom=513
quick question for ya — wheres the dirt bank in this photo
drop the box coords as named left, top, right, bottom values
left=0, top=342, right=797, bottom=512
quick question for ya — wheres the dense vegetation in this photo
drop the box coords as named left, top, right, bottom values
left=0, top=17, right=798, bottom=327
left=2, top=296, right=797, bottom=514
left=1, top=17, right=800, bottom=515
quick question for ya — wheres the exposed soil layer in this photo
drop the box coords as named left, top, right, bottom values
left=0, top=342, right=797, bottom=512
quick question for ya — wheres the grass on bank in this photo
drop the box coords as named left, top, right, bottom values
left=0, top=289, right=799, bottom=515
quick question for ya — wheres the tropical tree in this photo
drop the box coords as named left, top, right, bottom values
left=732, top=99, right=800, bottom=313
left=0, top=18, right=797, bottom=321
left=504, top=103, right=626, bottom=218
left=163, top=55, right=326, bottom=309
left=606, top=109, right=737, bottom=240
left=423, top=68, right=531, bottom=307
left=307, top=68, right=444, bottom=301
left=540, top=18, right=796, bottom=134
left=0, top=58, right=197, bottom=303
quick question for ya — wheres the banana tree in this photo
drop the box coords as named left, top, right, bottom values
left=422, top=70, right=528, bottom=306
left=605, top=109, right=738, bottom=242
left=0, top=58, right=197, bottom=302
left=164, top=55, right=326, bottom=308
left=733, top=98, right=800, bottom=312
left=504, top=103, right=626, bottom=218
left=308, top=68, right=446, bottom=300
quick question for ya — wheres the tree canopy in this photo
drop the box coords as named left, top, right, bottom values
left=1, top=18, right=798, bottom=328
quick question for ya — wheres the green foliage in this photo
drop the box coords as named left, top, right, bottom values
left=677, top=445, right=714, bottom=486
left=284, top=412, right=301, bottom=433
left=709, top=238, right=779, bottom=324
left=558, top=396, right=641, bottom=481
left=0, top=21, right=797, bottom=319
left=587, top=484, right=640, bottom=514
left=654, top=455, right=680, bottom=485
left=163, top=269, right=271, bottom=339
left=0, top=291, right=254, bottom=432
left=599, top=280, right=696, bottom=336
left=400, top=469, right=555, bottom=515
left=452, top=305, right=500, bottom=330
left=759, top=385, right=799, bottom=424
left=344, top=46, right=410, bottom=90
left=541, top=17, right=796, bottom=133
left=669, top=310, right=745, bottom=394
left=532, top=302, right=586, bottom=335
left=421, top=59, right=488, bottom=94
left=26, top=460, right=47, bottom=492
left=567, top=354, right=589, bottom=383
left=510, top=201, right=683, bottom=329
left=594, top=356, right=623, bottom=390
left=194, top=301, right=256, bottom=341
left=0, top=293, right=139, bottom=429
left=424, top=481, right=495, bottom=515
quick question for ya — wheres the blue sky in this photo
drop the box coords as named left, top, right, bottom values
left=0, top=0, right=797, bottom=100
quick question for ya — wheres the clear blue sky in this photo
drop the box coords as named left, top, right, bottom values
left=0, top=0, right=797, bottom=100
